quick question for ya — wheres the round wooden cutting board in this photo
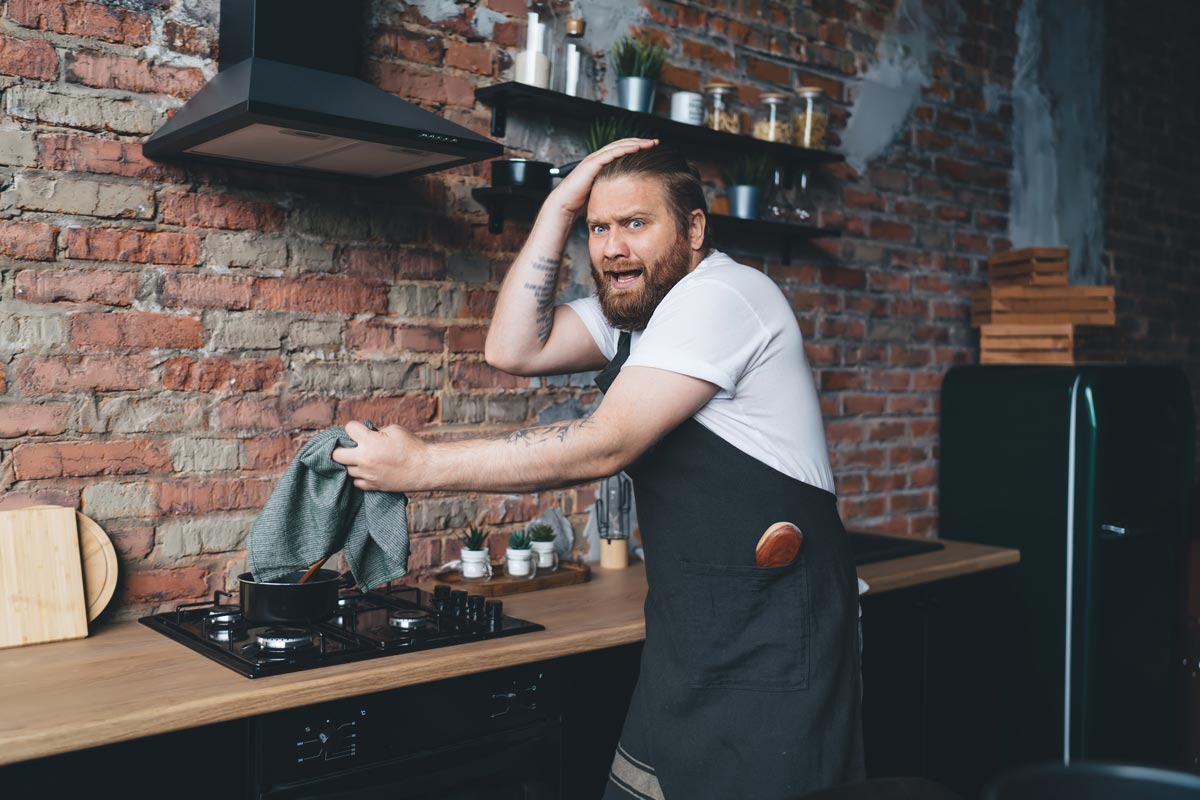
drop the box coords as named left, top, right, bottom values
left=76, top=512, right=118, bottom=622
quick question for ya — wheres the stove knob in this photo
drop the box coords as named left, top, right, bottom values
left=467, top=594, right=486, bottom=621
left=485, top=599, right=503, bottom=630
left=450, top=590, right=468, bottom=617
left=433, top=584, right=451, bottom=600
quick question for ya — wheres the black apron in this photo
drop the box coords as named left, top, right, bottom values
left=597, top=330, right=865, bottom=800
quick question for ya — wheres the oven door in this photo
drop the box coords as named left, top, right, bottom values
left=259, top=720, right=561, bottom=799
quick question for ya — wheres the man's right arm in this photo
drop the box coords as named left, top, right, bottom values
left=484, top=137, right=660, bottom=378
left=483, top=205, right=606, bottom=376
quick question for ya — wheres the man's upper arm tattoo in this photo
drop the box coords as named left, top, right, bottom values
left=522, top=254, right=560, bottom=346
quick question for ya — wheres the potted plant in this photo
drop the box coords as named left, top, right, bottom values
left=723, top=154, right=771, bottom=220
left=585, top=116, right=653, bottom=153
left=505, top=530, right=538, bottom=579
left=458, top=525, right=492, bottom=580
left=610, top=32, right=666, bottom=113
left=527, top=523, right=559, bottom=571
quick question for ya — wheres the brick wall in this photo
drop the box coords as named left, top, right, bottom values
left=1104, top=0, right=1200, bottom=473
left=0, top=0, right=1027, bottom=620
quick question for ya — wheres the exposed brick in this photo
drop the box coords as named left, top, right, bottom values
left=81, top=480, right=153, bottom=519
left=337, top=395, right=439, bottom=429
left=156, top=478, right=271, bottom=515
left=445, top=40, right=494, bottom=75
left=63, top=227, right=201, bottom=265
left=0, top=402, right=70, bottom=437
left=65, top=50, right=205, bottom=97
left=0, top=32, right=57, bottom=80
left=6, top=172, right=154, bottom=219
left=0, top=220, right=58, bottom=261
left=93, top=396, right=207, bottom=433
left=16, top=354, right=155, bottom=394
left=161, top=272, right=254, bottom=309
left=448, top=325, right=487, bottom=352
left=70, top=311, right=203, bottom=351
left=344, top=319, right=445, bottom=353
left=371, top=27, right=444, bottom=63
left=13, top=438, right=170, bottom=479
left=6, top=86, right=158, bottom=135
left=241, top=434, right=299, bottom=472
left=252, top=275, right=388, bottom=314
left=448, top=360, right=528, bottom=390
left=7, top=0, right=152, bottom=46
left=39, top=133, right=187, bottom=182
left=370, top=61, right=477, bottom=108
left=118, top=567, right=209, bottom=604
left=682, top=38, right=735, bottom=70
left=161, top=356, right=283, bottom=393
left=160, top=189, right=285, bottom=232
left=161, top=20, right=214, bottom=58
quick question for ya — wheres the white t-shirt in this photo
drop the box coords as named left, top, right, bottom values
left=564, top=249, right=835, bottom=494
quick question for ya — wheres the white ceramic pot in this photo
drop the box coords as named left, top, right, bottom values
left=460, top=548, right=492, bottom=580
left=505, top=548, right=537, bottom=579
left=530, top=540, right=558, bottom=571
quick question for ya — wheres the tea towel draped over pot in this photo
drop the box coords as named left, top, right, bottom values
left=247, top=425, right=410, bottom=589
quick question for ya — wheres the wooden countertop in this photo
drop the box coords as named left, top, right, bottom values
left=0, top=535, right=1017, bottom=766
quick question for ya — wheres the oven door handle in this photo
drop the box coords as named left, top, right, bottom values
left=263, top=721, right=560, bottom=799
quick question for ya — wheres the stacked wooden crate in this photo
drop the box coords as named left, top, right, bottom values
left=972, top=248, right=1119, bottom=364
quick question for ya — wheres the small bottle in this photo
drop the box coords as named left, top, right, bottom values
left=753, top=93, right=793, bottom=143
left=793, top=86, right=828, bottom=149
left=514, top=11, right=551, bottom=89
left=763, top=167, right=795, bottom=223
left=556, top=17, right=589, bottom=97
left=703, top=82, right=739, bottom=134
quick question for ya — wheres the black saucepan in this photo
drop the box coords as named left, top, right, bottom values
left=491, top=158, right=580, bottom=190
left=238, top=569, right=345, bottom=625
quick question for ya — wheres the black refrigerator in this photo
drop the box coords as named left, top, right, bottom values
left=939, top=365, right=1194, bottom=770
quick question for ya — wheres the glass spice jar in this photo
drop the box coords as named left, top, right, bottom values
left=703, top=82, right=740, bottom=134
left=793, top=86, right=828, bottom=149
left=752, top=92, right=792, bottom=142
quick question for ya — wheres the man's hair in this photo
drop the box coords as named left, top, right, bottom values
left=593, top=146, right=710, bottom=250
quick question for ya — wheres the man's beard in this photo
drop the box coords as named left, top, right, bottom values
left=591, top=235, right=692, bottom=331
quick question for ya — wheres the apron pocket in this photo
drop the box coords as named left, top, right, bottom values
left=678, top=559, right=811, bottom=691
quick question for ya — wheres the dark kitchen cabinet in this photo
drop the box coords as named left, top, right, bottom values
left=861, top=565, right=1023, bottom=798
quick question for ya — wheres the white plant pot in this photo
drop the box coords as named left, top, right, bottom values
left=460, top=548, right=492, bottom=580
left=505, top=548, right=537, bottom=579
left=531, top=540, right=558, bottom=571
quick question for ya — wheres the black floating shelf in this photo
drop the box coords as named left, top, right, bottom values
left=475, top=82, right=844, bottom=171
left=471, top=186, right=841, bottom=264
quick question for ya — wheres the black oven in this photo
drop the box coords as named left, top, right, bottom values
left=251, top=662, right=561, bottom=799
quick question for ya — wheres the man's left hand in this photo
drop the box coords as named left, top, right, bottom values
left=331, top=420, right=427, bottom=493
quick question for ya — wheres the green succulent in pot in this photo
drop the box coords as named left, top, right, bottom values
left=527, top=523, right=557, bottom=543
left=460, top=525, right=489, bottom=552
left=508, top=530, right=533, bottom=550
left=723, top=154, right=772, bottom=221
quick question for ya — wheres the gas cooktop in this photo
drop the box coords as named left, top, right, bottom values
left=139, top=583, right=543, bottom=678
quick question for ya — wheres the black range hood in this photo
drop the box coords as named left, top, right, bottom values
left=143, top=0, right=502, bottom=180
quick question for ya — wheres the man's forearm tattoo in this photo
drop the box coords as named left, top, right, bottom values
left=484, top=416, right=594, bottom=446
left=522, top=254, right=560, bottom=345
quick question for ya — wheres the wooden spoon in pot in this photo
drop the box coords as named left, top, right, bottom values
left=296, top=554, right=332, bottom=584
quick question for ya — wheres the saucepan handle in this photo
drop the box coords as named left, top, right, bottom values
left=549, top=160, right=581, bottom=179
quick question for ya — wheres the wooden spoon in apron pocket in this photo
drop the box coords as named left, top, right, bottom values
left=755, top=522, right=803, bottom=568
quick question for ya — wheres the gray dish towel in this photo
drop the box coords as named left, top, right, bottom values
left=247, top=425, right=409, bottom=589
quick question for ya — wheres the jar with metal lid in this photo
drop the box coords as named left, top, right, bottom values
left=703, top=82, right=740, bottom=134
left=792, top=86, right=828, bottom=149
left=752, top=92, right=792, bottom=142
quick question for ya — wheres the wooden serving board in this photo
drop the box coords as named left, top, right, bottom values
left=971, top=285, right=1115, bottom=326
left=415, top=561, right=591, bottom=597
left=0, top=506, right=89, bottom=649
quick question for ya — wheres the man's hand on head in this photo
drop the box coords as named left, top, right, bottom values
left=548, top=137, right=659, bottom=218
left=331, top=420, right=428, bottom=493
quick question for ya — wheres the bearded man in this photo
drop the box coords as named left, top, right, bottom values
left=334, top=139, right=864, bottom=798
